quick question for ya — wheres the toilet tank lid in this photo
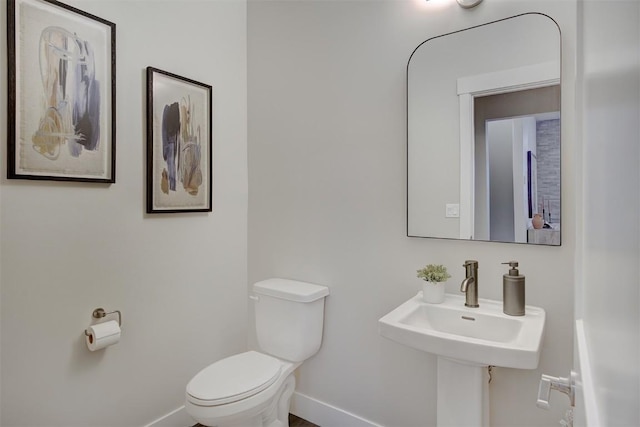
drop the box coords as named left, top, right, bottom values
left=253, top=278, right=329, bottom=302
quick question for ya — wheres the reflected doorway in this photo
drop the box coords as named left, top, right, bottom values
left=474, top=88, right=560, bottom=243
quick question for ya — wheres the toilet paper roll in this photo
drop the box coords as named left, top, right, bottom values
left=86, top=320, right=121, bottom=351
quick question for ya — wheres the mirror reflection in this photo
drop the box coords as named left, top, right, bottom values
left=407, top=13, right=561, bottom=245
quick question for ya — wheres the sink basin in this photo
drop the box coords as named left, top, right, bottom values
left=379, top=292, right=545, bottom=369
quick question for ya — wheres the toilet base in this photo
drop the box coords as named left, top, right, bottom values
left=189, top=373, right=297, bottom=427
left=261, top=373, right=296, bottom=427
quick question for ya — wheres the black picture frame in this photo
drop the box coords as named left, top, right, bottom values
left=146, top=67, right=213, bottom=213
left=7, top=0, right=116, bottom=183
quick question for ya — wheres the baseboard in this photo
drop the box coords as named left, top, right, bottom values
left=144, top=393, right=383, bottom=427
left=143, top=405, right=194, bottom=427
left=291, top=391, right=384, bottom=427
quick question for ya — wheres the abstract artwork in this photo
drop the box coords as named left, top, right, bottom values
left=146, top=67, right=212, bottom=213
left=7, top=0, right=116, bottom=182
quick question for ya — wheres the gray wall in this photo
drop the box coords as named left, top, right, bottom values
left=248, top=1, right=577, bottom=425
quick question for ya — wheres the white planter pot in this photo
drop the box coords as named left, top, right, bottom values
left=422, top=281, right=446, bottom=303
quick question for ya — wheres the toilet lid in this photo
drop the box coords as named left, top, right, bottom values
left=186, top=351, right=282, bottom=406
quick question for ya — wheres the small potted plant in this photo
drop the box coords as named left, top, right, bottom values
left=417, top=264, right=451, bottom=303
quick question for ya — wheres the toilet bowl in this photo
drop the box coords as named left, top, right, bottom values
left=186, top=278, right=329, bottom=427
left=186, top=351, right=299, bottom=427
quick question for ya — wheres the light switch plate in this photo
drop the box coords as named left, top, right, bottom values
left=446, top=204, right=460, bottom=218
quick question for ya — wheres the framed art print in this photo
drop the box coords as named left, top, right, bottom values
left=7, top=0, right=116, bottom=182
left=146, top=67, right=212, bottom=213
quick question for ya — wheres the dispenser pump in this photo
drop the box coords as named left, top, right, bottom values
left=502, top=261, right=525, bottom=316
left=503, top=261, right=520, bottom=276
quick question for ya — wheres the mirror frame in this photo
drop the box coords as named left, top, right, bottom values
left=406, top=12, right=562, bottom=246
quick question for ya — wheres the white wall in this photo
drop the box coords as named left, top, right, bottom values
left=248, top=1, right=576, bottom=426
left=0, top=0, right=248, bottom=425
left=577, top=0, right=640, bottom=425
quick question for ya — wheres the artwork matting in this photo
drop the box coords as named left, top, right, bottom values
left=146, top=67, right=213, bottom=213
left=8, top=0, right=116, bottom=182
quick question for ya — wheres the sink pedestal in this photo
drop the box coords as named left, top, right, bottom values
left=437, top=357, right=489, bottom=427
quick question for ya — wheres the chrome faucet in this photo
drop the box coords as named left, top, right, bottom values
left=460, top=260, right=479, bottom=307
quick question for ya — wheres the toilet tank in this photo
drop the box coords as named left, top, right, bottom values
left=253, top=278, right=329, bottom=362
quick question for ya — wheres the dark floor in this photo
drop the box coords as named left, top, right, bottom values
left=289, top=414, right=319, bottom=427
left=194, top=414, right=318, bottom=427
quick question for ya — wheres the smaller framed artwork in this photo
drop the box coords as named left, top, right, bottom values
left=146, top=67, right=212, bottom=213
left=8, top=0, right=116, bottom=182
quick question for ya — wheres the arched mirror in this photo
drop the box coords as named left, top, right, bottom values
left=407, top=13, right=561, bottom=245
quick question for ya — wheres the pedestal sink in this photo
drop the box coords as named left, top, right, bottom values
left=379, top=292, right=545, bottom=426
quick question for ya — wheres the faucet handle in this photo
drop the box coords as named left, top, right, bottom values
left=463, top=260, right=478, bottom=267
left=536, top=375, right=553, bottom=409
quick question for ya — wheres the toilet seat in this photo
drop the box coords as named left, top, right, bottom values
left=186, top=351, right=282, bottom=407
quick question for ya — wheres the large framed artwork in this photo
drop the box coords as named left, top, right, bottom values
left=146, top=67, right=212, bottom=213
left=7, top=0, right=116, bottom=182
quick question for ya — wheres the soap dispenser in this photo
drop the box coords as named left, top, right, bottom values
left=502, top=261, right=525, bottom=316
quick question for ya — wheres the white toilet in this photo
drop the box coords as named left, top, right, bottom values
left=185, top=278, right=330, bottom=427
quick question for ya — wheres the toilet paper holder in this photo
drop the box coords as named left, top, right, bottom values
left=84, top=308, right=122, bottom=336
